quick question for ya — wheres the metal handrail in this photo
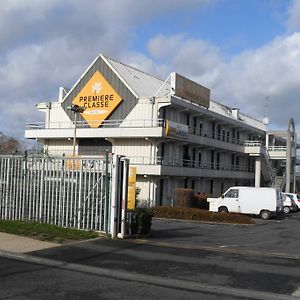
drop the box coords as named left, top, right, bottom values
left=268, top=146, right=287, bottom=151
left=189, top=126, right=244, bottom=145
left=244, top=140, right=263, bottom=147
left=127, top=156, right=253, bottom=172
left=26, top=118, right=248, bottom=148
left=25, top=119, right=165, bottom=130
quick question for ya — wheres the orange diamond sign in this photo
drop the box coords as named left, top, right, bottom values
left=72, top=71, right=122, bottom=128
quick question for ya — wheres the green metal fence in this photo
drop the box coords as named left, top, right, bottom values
left=0, top=154, right=112, bottom=232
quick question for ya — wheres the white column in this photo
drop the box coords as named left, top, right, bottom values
left=265, top=133, right=269, bottom=148
left=255, top=156, right=261, bottom=187
left=286, top=132, right=291, bottom=193
left=110, top=155, right=120, bottom=239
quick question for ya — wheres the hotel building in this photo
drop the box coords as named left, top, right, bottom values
left=25, top=54, right=298, bottom=206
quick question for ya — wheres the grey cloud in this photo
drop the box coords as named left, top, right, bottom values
left=286, top=0, right=300, bottom=31
left=147, top=34, right=221, bottom=82
left=0, top=0, right=215, bottom=138
left=210, top=33, right=300, bottom=134
left=143, top=32, right=300, bottom=136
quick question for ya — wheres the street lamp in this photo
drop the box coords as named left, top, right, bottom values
left=67, top=105, right=86, bottom=157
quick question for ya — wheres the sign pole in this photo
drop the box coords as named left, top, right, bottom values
left=73, top=112, right=77, bottom=157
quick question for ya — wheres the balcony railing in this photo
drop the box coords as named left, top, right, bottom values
left=190, top=126, right=244, bottom=145
left=25, top=119, right=165, bottom=130
left=37, top=151, right=253, bottom=173
left=128, top=156, right=253, bottom=172
left=244, top=141, right=287, bottom=152
left=244, top=140, right=262, bottom=147
left=268, top=146, right=287, bottom=152
left=26, top=118, right=262, bottom=151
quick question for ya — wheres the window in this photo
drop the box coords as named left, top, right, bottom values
left=193, top=117, right=197, bottom=134
left=217, top=125, right=221, bottom=140
left=78, top=138, right=112, bottom=156
left=198, top=152, right=202, bottom=167
left=216, top=152, right=220, bottom=169
left=222, top=129, right=225, bottom=141
left=224, top=189, right=239, bottom=198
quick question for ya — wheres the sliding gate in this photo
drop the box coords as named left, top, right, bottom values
left=0, top=154, right=112, bottom=232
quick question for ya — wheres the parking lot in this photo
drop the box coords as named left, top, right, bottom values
left=149, top=211, right=300, bottom=258
left=1, top=211, right=300, bottom=299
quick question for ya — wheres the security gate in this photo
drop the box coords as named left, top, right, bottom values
left=0, top=154, right=113, bottom=232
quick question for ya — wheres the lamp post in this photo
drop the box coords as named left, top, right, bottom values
left=67, top=105, right=86, bottom=157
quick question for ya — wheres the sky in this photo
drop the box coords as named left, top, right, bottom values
left=1, top=0, right=300, bottom=139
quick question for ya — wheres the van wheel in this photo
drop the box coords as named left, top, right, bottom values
left=260, top=210, right=271, bottom=220
left=283, top=206, right=290, bottom=214
left=218, top=207, right=228, bottom=213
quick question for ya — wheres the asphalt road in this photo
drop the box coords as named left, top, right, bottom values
left=1, top=212, right=300, bottom=299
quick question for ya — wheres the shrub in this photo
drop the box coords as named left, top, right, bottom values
left=174, top=189, right=211, bottom=210
left=194, top=194, right=210, bottom=210
left=175, top=188, right=196, bottom=207
left=151, top=206, right=254, bottom=224
left=128, top=208, right=153, bottom=236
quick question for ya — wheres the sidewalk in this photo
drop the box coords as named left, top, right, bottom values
left=0, top=232, right=59, bottom=253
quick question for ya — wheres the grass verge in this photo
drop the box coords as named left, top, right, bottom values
left=0, top=220, right=99, bottom=243
left=152, top=206, right=254, bottom=224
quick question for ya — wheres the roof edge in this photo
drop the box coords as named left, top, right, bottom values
left=102, top=54, right=166, bottom=84
left=61, top=55, right=101, bottom=103
left=100, top=54, right=139, bottom=98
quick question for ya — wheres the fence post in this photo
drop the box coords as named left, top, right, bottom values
left=110, top=155, right=120, bottom=238
left=4, top=158, right=10, bottom=220
left=118, top=158, right=129, bottom=239
left=23, top=151, right=28, bottom=220
left=104, top=150, right=110, bottom=233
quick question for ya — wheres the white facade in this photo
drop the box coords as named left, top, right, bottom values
left=25, top=54, right=298, bottom=206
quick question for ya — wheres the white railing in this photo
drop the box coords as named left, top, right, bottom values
left=26, top=118, right=249, bottom=148
left=25, top=119, right=165, bottom=130
left=243, top=142, right=287, bottom=152
left=268, top=146, right=287, bottom=152
left=190, top=127, right=244, bottom=145
left=128, top=156, right=253, bottom=172
left=244, top=140, right=263, bottom=147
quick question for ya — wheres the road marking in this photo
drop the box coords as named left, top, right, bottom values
left=133, top=239, right=300, bottom=260
left=0, top=250, right=298, bottom=300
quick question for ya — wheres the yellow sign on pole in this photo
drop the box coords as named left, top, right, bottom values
left=72, top=71, right=122, bottom=128
left=127, top=167, right=137, bottom=210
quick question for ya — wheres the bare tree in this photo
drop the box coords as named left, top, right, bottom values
left=0, top=132, right=22, bottom=154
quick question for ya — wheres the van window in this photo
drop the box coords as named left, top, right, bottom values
left=224, top=189, right=239, bottom=198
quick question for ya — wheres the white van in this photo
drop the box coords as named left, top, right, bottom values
left=208, top=187, right=284, bottom=220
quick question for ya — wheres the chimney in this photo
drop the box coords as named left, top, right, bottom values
left=58, top=87, right=67, bottom=103
left=231, top=108, right=239, bottom=120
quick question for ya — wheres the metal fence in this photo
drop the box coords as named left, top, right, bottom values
left=0, top=154, right=112, bottom=232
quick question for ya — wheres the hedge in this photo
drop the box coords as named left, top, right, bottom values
left=174, top=188, right=211, bottom=210
left=151, top=206, right=254, bottom=224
